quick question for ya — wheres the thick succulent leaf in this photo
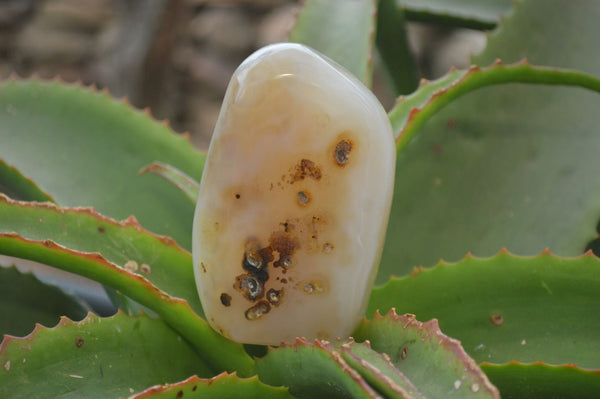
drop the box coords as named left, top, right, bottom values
left=0, top=266, right=87, bottom=337
left=353, top=311, right=499, bottom=398
left=0, top=159, right=54, bottom=202
left=139, top=162, right=199, bottom=204
left=0, top=194, right=202, bottom=316
left=376, top=0, right=419, bottom=95
left=390, top=61, right=600, bottom=152
left=289, top=0, right=376, bottom=86
left=256, top=339, right=380, bottom=399
left=0, top=233, right=254, bottom=375
left=131, top=373, right=292, bottom=399
left=380, top=0, right=600, bottom=279
left=368, top=250, right=600, bottom=369
left=336, top=340, right=418, bottom=398
left=0, top=80, right=205, bottom=249
left=482, top=362, right=600, bottom=399
left=256, top=325, right=498, bottom=399
left=383, top=60, right=600, bottom=281
left=399, top=0, right=512, bottom=29
left=0, top=311, right=212, bottom=398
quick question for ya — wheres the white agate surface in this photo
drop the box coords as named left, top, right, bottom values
left=193, top=43, right=395, bottom=345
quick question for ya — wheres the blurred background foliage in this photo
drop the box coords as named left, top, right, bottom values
left=0, top=0, right=490, bottom=149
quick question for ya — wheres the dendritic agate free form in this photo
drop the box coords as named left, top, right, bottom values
left=193, top=43, right=395, bottom=345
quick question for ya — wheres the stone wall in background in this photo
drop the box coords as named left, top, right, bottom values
left=0, top=0, right=484, bottom=150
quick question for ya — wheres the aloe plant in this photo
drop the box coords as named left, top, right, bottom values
left=1, top=0, right=600, bottom=397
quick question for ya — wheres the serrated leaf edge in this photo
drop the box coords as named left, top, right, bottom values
left=130, top=372, right=290, bottom=398
left=390, top=59, right=600, bottom=153
left=401, top=247, right=598, bottom=280
left=1, top=77, right=204, bottom=149
left=0, top=193, right=185, bottom=251
left=0, top=310, right=146, bottom=357
left=268, top=337, right=381, bottom=398
left=366, top=310, right=499, bottom=397
left=0, top=233, right=254, bottom=375
left=481, top=359, right=600, bottom=373
left=0, top=159, right=56, bottom=202
left=338, top=338, right=418, bottom=398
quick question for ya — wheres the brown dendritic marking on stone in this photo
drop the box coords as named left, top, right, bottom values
left=75, top=337, right=84, bottom=348
left=243, top=241, right=270, bottom=281
left=220, top=293, right=232, bottom=307
left=281, top=220, right=295, bottom=233
left=267, top=288, right=283, bottom=306
left=269, top=230, right=299, bottom=269
left=322, top=242, right=334, bottom=253
left=235, top=239, right=272, bottom=303
left=490, top=313, right=504, bottom=327
left=297, top=190, right=310, bottom=207
left=234, top=273, right=264, bottom=302
left=302, top=281, right=324, bottom=294
left=243, top=242, right=265, bottom=270
left=236, top=224, right=300, bottom=317
left=245, top=300, right=271, bottom=321
left=334, top=139, right=353, bottom=166
left=257, top=246, right=274, bottom=266
left=289, top=159, right=322, bottom=183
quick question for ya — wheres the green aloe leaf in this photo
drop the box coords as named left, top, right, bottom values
left=0, top=233, right=254, bottom=375
left=399, top=0, right=512, bottom=29
left=0, top=159, right=54, bottom=202
left=257, top=313, right=498, bottom=398
left=390, top=61, right=600, bottom=152
left=368, top=250, right=600, bottom=369
left=382, top=60, right=600, bottom=282
left=0, top=194, right=202, bottom=316
left=0, top=266, right=87, bottom=337
left=379, top=0, right=600, bottom=279
left=353, top=311, right=499, bottom=398
left=131, top=374, right=292, bottom=399
left=289, top=0, right=376, bottom=86
left=481, top=362, right=600, bottom=399
left=0, top=80, right=205, bottom=249
left=139, top=162, right=199, bottom=204
left=0, top=311, right=213, bottom=398
left=336, top=340, right=420, bottom=398
left=256, top=339, right=380, bottom=399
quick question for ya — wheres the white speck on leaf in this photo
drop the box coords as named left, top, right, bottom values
left=124, top=260, right=138, bottom=272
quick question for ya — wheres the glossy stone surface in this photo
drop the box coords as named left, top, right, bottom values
left=193, top=43, right=395, bottom=345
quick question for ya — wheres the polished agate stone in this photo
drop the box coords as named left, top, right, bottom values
left=192, top=43, right=395, bottom=345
